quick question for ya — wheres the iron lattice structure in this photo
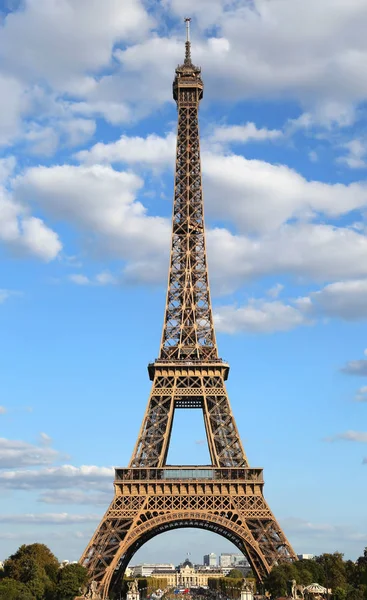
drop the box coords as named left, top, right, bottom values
left=80, top=21, right=297, bottom=600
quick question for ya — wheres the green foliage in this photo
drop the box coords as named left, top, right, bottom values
left=0, top=544, right=88, bottom=600
left=2, top=544, right=59, bottom=600
left=208, top=576, right=247, bottom=599
left=264, top=548, right=367, bottom=600
left=315, top=553, right=347, bottom=590
left=265, top=562, right=298, bottom=597
left=54, top=563, right=89, bottom=600
left=121, top=577, right=169, bottom=599
left=227, top=569, right=244, bottom=579
left=0, top=577, right=36, bottom=600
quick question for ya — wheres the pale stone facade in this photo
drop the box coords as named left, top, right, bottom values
left=151, top=561, right=223, bottom=588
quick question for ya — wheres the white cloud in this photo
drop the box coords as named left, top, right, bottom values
left=309, top=150, right=318, bottom=162
left=0, top=464, right=114, bottom=490
left=355, top=387, right=367, bottom=402
left=60, top=118, right=96, bottom=148
left=324, top=431, right=367, bottom=443
left=307, top=279, right=367, bottom=319
left=95, top=272, right=117, bottom=285
left=0, top=158, right=62, bottom=261
left=0, top=74, right=27, bottom=146
left=116, top=0, right=367, bottom=120
left=0, top=0, right=152, bottom=91
left=69, top=272, right=118, bottom=286
left=38, top=490, right=111, bottom=506
left=288, top=103, right=358, bottom=131
left=202, top=151, right=367, bottom=235
left=23, top=123, right=59, bottom=157
left=0, top=437, right=65, bottom=468
left=76, top=132, right=176, bottom=167
left=0, top=406, right=6, bottom=415
left=267, top=283, right=284, bottom=299
left=69, top=274, right=90, bottom=286
left=61, top=134, right=367, bottom=292
left=13, top=164, right=169, bottom=262
left=0, top=289, right=14, bottom=304
left=282, top=517, right=367, bottom=543
left=0, top=513, right=100, bottom=525
left=207, top=224, right=367, bottom=294
left=214, top=300, right=307, bottom=334
left=341, top=359, right=367, bottom=376
left=338, top=138, right=367, bottom=169
left=77, top=134, right=367, bottom=238
left=40, top=432, right=52, bottom=446
left=210, top=122, right=283, bottom=145
left=215, top=278, right=367, bottom=336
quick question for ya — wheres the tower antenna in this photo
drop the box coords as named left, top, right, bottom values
left=184, top=17, right=192, bottom=63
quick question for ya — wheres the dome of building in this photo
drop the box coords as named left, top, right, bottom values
left=182, top=559, right=193, bottom=568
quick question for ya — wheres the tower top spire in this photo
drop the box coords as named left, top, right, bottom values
left=184, top=17, right=191, bottom=64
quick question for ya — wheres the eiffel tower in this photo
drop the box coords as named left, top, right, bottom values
left=80, top=19, right=297, bottom=599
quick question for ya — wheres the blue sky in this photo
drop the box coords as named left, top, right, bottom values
left=1, top=0, right=367, bottom=566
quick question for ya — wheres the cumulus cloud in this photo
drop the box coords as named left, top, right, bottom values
left=0, top=438, right=65, bottom=468
left=0, top=0, right=152, bottom=91
left=324, top=431, right=367, bottom=443
left=214, top=278, right=367, bottom=335
left=39, top=432, right=52, bottom=446
left=308, top=279, right=367, bottom=320
left=0, top=289, right=14, bottom=304
left=202, top=152, right=367, bottom=235
left=0, top=513, right=100, bottom=525
left=214, top=300, right=307, bottom=334
left=341, top=360, right=367, bottom=376
left=116, top=0, right=367, bottom=120
left=282, top=517, right=367, bottom=542
left=355, top=387, right=367, bottom=402
left=0, top=158, right=62, bottom=261
left=210, top=122, right=283, bottom=145
left=207, top=225, right=367, bottom=293
left=338, top=138, right=367, bottom=169
left=69, top=272, right=118, bottom=286
left=0, top=464, right=114, bottom=490
left=69, top=274, right=90, bottom=286
left=267, top=283, right=284, bottom=299
left=76, top=132, right=176, bottom=167
left=13, top=164, right=169, bottom=262
left=0, top=74, right=27, bottom=146
left=38, top=490, right=111, bottom=506
left=76, top=133, right=367, bottom=236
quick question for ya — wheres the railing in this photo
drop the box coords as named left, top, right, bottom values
left=114, top=466, right=263, bottom=483
left=151, top=359, right=228, bottom=365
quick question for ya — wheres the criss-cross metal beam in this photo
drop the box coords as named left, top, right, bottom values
left=79, top=22, right=297, bottom=600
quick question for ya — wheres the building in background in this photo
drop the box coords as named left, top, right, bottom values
left=203, top=553, right=217, bottom=567
left=219, top=553, right=249, bottom=568
left=297, top=554, right=314, bottom=560
left=130, top=564, right=175, bottom=577
left=151, top=559, right=223, bottom=588
left=219, top=554, right=232, bottom=568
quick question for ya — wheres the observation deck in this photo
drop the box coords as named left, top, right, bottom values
left=115, top=466, right=263, bottom=482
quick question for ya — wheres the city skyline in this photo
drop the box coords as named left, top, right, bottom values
left=1, top=0, right=367, bottom=565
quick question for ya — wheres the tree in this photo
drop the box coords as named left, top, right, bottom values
left=355, top=548, right=367, bottom=588
left=55, top=563, right=89, bottom=600
left=0, top=577, right=35, bottom=600
left=2, top=543, right=59, bottom=600
left=227, top=569, right=244, bottom=579
left=264, top=562, right=298, bottom=597
left=315, top=553, right=347, bottom=590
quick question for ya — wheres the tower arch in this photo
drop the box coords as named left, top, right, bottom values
left=79, top=19, right=297, bottom=600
